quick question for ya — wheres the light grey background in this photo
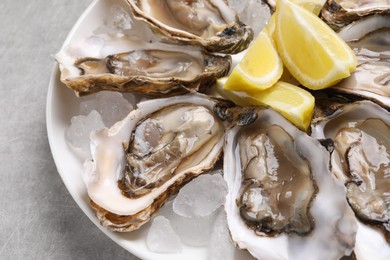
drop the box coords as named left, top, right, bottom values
left=0, top=0, right=139, bottom=259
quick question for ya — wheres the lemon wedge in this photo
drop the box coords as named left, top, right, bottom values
left=216, top=78, right=314, bottom=131
left=291, top=0, right=325, bottom=15
left=267, top=0, right=324, bottom=37
left=266, top=14, right=276, bottom=37
left=274, top=0, right=357, bottom=90
left=223, top=28, right=283, bottom=93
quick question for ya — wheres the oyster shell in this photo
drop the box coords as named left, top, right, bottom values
left=57, top=40, right=231, bottom=96
left=126, top=0, right=253, bottom=53
left=83, top=93, right=229, bottom=231
left=321, top=0, right=390, bottom=30
left=224, top=107, right=357, bottom=260
left=332, top=15, right=390, bottom=108
left=311, top=100, right=390, bottom=259
left=56, top=3, right=232, bottom=96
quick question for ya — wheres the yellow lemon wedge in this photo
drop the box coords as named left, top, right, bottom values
left=266, top=0, right=324, bottom=37
left=215, top=78, right=314, bottom=131
left=290, top=0, right=325, bottom=15
left=265, top=14, right=276, bottom=37
left=223, top=28, right=283, bottom=93
left=274, top=0, right=357, bottom=90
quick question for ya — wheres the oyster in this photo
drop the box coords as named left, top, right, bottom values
left=126, top=0, right=253, bottom=53
left=224, top=107, right=357, bottom=259
left=57, top=39, right=231, bottom=96
left=311, top=100, right=390, bottom=259
left=56, top=4, right=231, bottom=96
left=331, top=15, right=390, bottom=108
left=83, top=93, right=229, bottom=231
left=321, top=0, right=390, bottom=30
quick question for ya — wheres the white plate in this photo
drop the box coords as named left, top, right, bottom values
left=46, top=0, right=216, bottom=259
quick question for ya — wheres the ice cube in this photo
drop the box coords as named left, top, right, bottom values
left=122, top=92, right=137, bottom=105
left=208, top=208, right=236, bottom=260
left=159, top=200, right=217, bottom=246
left=228, top=0, right=271, bottom=37
left=173, top=174, right=227, bottom=218
left=228, top=0, right=246, bottom=13
left=94, top=4, right=133, bottom=36
left=146, top=216, right=182, bottom=253
left=79, top=91, right=133, bottom=127
left=65, top=110, right=105, bottom=159
left=79, top=95, right=96, bottom=115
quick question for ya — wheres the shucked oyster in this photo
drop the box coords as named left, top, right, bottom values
left=224, top=107, right=357, bottom=260
left=58, top=41, right=231, bottom=96
left=56, top=4, right=231, bottom=96
left=312, top=100, right=390, bottom=260
left=83, top=93, right=228, bottom=231
left=321, top=0, right=390, bottom=30
left=126, top=0, right=253, bottom=53
left=332, top=15, right=390, bottom=108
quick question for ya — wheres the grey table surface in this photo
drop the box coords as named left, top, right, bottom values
left=0, top=0, right=139, bottom=259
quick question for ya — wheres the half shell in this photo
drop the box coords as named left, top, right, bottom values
left=83, top=93, right=229, bottom=231
left=224, top=107, right=357, bottom=260
left=332, top=15, right=390, bottom=108
left=311, top=100, right=390, bottom=259
left=56, top=3, right=232, bottom=96
left=126, top=0, right=253, bottom=53
left=321, top=0, right=390, bottom=30
left=57, top=40, right=231, bottom=96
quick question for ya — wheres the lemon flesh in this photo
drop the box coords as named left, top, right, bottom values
left=274, top=0, right=357, bottom=90
left=216, top=78, right=314, bottom=131
left=223, top=29, right=283, bottom=93
left=290, top=0, right=325, bottom=15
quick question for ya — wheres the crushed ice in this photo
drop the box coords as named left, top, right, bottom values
left=228, top=0, right=271, bottom=37
left=173, top=173, right=227, bottom=218
left=146, top=216, right=182, bottom=253
left=146, top=170, right=245, bottom=256
left=158, top=200, right=218, bottom=247
left=208, top=209, right=236, bottom=260
left=94, top=4, right=158, bottom=42
left=65, top=91, right=134, bottom=160
left=79, top=91, right=134, bottom=127
left=93, top=5, right=132, bottom=36
left=65, top=110, right=105, bottom=160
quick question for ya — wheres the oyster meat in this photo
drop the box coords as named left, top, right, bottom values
left=321, top=0, right=390, bottom=30
left=83, top=93, right=228, bottom=231
left=57, top=41, right=231, bottom=96
left=224, top=107, right=357, bottom=260
left=126, top=0, right=253, bottom=53
left=332, top=15, right=390, bottom=108
left=56, top=4, right=231, bottom=96
left=312, top=100, right=390, bottom=259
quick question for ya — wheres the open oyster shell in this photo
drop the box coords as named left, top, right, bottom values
left=83, top=93, right=230, bottom=231
left=126, top=0, right=253, bottom=54
left=321, top=0, right=390, bottom=30
left=311, top=100, right=390, bottom=259
left=57, top=39, right=231, bottom=96
left=223, top=107, right=357, bottom=260
left=56, top=3, right=232, bottom=96
left=332, top=15, right=390, bottom=108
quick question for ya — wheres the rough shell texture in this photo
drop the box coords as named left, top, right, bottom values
left=83, top=93, right=229, bottom=231
left=60, top=49, right=231, bottom=96
left=126, top=0, right=253, bottom=54
left=223, top=106, right=357, bottom=260
left=311, top=100, right=390, bottom=259
left=333, top=15, right=390, bottom=109
left=321, top=0, right=390, bottom=30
